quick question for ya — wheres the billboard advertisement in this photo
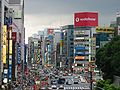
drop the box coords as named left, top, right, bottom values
left=2, top=45, right=6, bottom=64
left=3, top=25, right=7, bottom=45
left=2, top=25, right=7, bottom=64
left=8, top=55, right=12, bottom=80
left=75, top=56, right=85, bottom=60
left=3, top=69, right=8, bottom=84
left=9, top=40, right=12, bottom=54
left=74, top=12, right=98, bottom=27
left=96, top=27, right=114, bottom=33
left=17, top=44, right=21, bottom=64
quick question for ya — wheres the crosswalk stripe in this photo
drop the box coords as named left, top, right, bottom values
left=64, top=86, right=87, bottom=90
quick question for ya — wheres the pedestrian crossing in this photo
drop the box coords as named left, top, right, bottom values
left=64, top=86, right=90, bottom=90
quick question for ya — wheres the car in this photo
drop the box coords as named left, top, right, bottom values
left=51, top=80, right=58, bottom=85
left=66, top=79, right=72, bottom=85
left=54, top=75, right=59, bottom=79
left=73, top=78, right=79, bottom=84
left=58, top=78, right=65, bottom=84
left=68, top=73, right=72, bottom=76
left=59, top=85, right=64, bottom=89
left=51, top=85, right=57, bottom=89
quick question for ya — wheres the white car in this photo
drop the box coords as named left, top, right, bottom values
left=59, top=85, right=64, bottom=89
left=51, top=85, right=57, bottom=89
left=48, top=87, right=52, bottom=90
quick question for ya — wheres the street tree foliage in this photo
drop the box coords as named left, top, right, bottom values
left=96, top=35, right=120, bottom=81
left=95, top=79, right=120, bottom=90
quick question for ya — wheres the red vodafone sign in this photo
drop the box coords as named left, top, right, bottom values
left=74, top=12, right=98, bottom=27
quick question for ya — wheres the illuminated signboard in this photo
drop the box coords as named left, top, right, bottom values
left=96, top=27, right=114, bottom=33
left=17, top=44, right=21, bottom=64
left=9, top=40, right=12, bottom=54
left=8, top=55, right=12, bottom=80
left=74, top=12, right=98, bottom=27
left=2, top=25, right=7, bottom=64
left=2, top=45, right=6, bottom=64
left=75, top=56, right=85, bottom=60
left=9, top=27, right=12, bottom=39
left=2, top=25, right=7, bottom=45
left=3, top=69, right=8, bottom=83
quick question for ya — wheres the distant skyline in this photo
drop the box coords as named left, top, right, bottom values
left=24, top=0, right=120, bottom=43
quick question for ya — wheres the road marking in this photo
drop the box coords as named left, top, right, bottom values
left=64, top=86, right=87, bottom=90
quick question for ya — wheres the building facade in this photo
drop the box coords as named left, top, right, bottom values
left=61, top=25, right=74, bottom=71
left=0, top=0, right=24, bottom=87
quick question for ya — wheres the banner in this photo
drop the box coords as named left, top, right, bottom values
left=2, top=25, right=7, bottom=64
left=74, top=12, right=98, bottom=27
left=17, top=44, right=21, bottom=64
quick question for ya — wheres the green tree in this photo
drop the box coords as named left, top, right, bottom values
left=96, top=35, right=120, bottom=81
left=95, top=79, right=120, bottom=90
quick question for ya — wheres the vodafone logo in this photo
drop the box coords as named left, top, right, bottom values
left=75, top=17, right=96, bottom=22
left=74, top=12, right=98, bottom=27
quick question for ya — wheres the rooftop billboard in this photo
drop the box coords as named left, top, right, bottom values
left=74, top=12, right=98, bottom=27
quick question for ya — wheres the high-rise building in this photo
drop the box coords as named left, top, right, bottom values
left=61, top=25, right=74, bottom=71
left=0, top=0, right=24, bottom=87
left=73, top=12, right=98, bottom=74
left=96, top=27, right=114, bottom=50
left=9, top=0, right=24, bottom=85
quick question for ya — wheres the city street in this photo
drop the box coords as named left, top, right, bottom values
left=0, top=0, right=118, bottom=90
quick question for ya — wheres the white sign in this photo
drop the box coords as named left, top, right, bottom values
left=4, top=69, right=8, bottom=74
left=3, top=78, right=8, bottom=83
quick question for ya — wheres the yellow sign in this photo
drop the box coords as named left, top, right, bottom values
left=9, top=40, right=12, bottom=54
left=2, top=45, right=6, bottom=64
left=9, top=28, right=12, bottom=39
left=96, top=27, right=114, bottom=33
left=2, top=25, right=7, bottom=45
left=2, top=25, right=7, bottom=64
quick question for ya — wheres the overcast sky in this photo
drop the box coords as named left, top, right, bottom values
left=24, top=0, right=120, bottom=43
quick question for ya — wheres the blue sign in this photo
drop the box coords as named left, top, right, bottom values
left=8, top=65, right=12, bottom=79
left=61, top=32, right=64, bottom=40
left=75, top=46, right=85, bottom=50
left=4, top=17, right=8, bottom=25
left=8, top=17, right=12, bottom=25
left=17, top=44, right=21, bottom=64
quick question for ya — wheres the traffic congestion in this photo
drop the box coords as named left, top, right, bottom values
left=16, top=64, right=90, bottom=90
